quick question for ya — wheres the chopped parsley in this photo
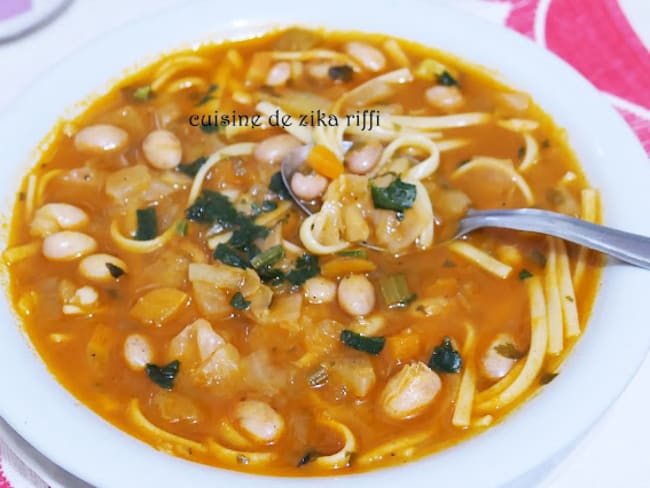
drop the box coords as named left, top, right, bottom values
left=519, top=269, right=533, bottom=280
left=176, top=156, right=207, bottom=177
left=428, top=337, right=462, bottom=373
left=269, top=171, right=291, bottom=200
left=196, top=84, right=218, bottom=106
left=340, top=330, right=385, bottom=355
left=517, top=146, right=526, bottom=158
left=135, top=207, right=157, bottom=241
left=105, top=262, right=125, bottom=279
left=370, top=177, right=417, bottom=212
left=336, top=249, right=368, bottom=259
left=286, top=254, right=320, bottom=286
left=230, top=292, right=251, bottom=311
left=437, top=70, right=459, bottom=87
left=328, top=65, right=354, bottom=82
left=133, top=85, right=153, bottom=102
left=213, top=243, right=252, bottom=269
left=145, top=360, right=180, bottom=390
left=185, top=190, right=239, bottom=229
left=494, top=342, right=526, bottom=360
left=175, top=220, right=188, bottom=236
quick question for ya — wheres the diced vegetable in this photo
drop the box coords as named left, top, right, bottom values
left=370, top=177, right=417, bottom=212
left=306, top=144, right=344, bottom=179
left=105, top=165, right=151, bottom=201
left=129, top=287, right=188, bottom=326
left=133, top=85, right=153, bottom=102
left=340, top=329, right=385, bottom=355
left=250, top=245, right=284, bottom=269
left=336, top=249, right=368, bottom=259
left=427, top=337, right=462, bottom=373
left=269, top=171, right=291, bottom=200
left=379, top=273, right=416, bottom=308
left=135, top=207, right=157, bottom=241
left=230, top=292, right=251, bottom=311
left=145, top=360, right=180, bottom=390
left=286, top=254, right=320, bottom=286
left=329, top=356, right=376, bottom=396
left=176, top=156, right=207, bottom=177
left=328, top=65, right=354, bottom=82
left=384, top=330, right=421, bottom=364
left=321, top=257, right=376, bottom=278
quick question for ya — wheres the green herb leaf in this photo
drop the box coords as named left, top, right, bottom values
left=185, top=190, right=239, bottom=228
left=257, top=266, right=286, bottom=285
left=135, top=207, right=157, bottom=240
left=517, top=146, right=526, bottom=158
left=176, top=156, right=207, bottom=177
left=336, top=249, right=368, bottom=259
left=145, top=360, right=180, bottom=390
left=297, top=450, right=320, bottom=467
left=519, top=269, right=533, bottom=280
left=269, top=171, right=291, bottom=200
left=540, top=371, right=559, bottom=385
left=328, top=65, right=354, bottom=82
left=542, top=139, right=551, bottom=148
left=196, top=84, right=218, bottom=106
left=133, top=85, right=153, bottom=102
left=437, top=70, right=459, bottom=87
left=105, top=262, right=125, bottom=279
left=494, top=342, right=526, bottom=360
left=229, top=217, right=269, bottom=255
left=379, top=273, right=416, bottom=309
left=442, top=259, right=456, bottom=268
left=230, top=292, right=251, bottom=311
left=286, top=254, right=320, bottom=286
left=428, top=337, right=462, bottom=373
left=250, top=245, right=284, bottom=270
left=213, top=243, right=251, bottom=269
left=200, top=123, right=224, bottom=134
left=175, top=220, right=188, bottom=236
left=340, top=330, right=385, bottom=355
left=370, top=177, right=417, bottom=212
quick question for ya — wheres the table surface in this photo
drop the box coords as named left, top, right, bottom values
left=0, top=1, right=649, bottom=487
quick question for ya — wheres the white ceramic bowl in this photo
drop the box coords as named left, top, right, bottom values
left=1, top=1, right=649, bottom=487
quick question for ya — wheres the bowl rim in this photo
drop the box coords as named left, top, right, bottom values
left=1, top=1, right=650, bottom=487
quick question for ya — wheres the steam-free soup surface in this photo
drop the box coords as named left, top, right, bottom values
left=4, top=28, right=600, bottom=475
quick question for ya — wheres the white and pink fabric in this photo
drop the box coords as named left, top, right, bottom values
left=0, top=0, right=648, bottom=486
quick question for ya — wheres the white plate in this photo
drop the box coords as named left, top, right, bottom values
left=0, top=0, right=70, bottom=40
left=0, top=1, right=649, bottom=487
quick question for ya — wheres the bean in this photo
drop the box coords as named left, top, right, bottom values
left=303, top=277, right=337, bottom=304
left=79, top=253, right=128, bottom=282
left=337, top=274, right=375, bottom=316
left=265, top=62, right=291, bottom=87
left=234, top=400, right=285, bottom=444
left=345, top=42, right=386, bottom=72
left=254, top=134, right=302, bottom=164
left=481, top=333, right=518, bottom=381
left=30, top=203, right=89, bottom=238
left=380, top=361, right=441, bottom=420
left=290, top=172, right=328, bottom=200
left=344, top=141, right=383, bottom=175
left=124, top=334, right=153, bottom=371
left=425, top=85, right=465, bottom=111
left=42, top=231, right=97, bottom=261
left=74, top=124, right=128, bottom=153
left=142, top=129, right=182, bottom=170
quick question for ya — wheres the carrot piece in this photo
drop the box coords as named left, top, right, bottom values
left=306, top=144, right=344, bottom=179
left=384, top=330, right=421, bottom=364
left=321, top=257, right=377, bottom=278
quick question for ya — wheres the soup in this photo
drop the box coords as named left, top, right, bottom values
left=3, top=28, right=601, bottom=475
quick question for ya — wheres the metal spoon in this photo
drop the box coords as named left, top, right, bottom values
left=281, top=148, right=650, bottom=268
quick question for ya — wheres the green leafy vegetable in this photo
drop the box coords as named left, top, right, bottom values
left=494, top=342, right=526, bottom=360
left=297, top=450, right=320, bottom=467
left=133, top=85, right=153, bottom=102
left=135, top=207, right=157, bottom=241
left=250, top=245, right=284, bottom=270
left=105, top=262, right=125, bottom=279
left=186, top=190, right=239, bottom=228
left=175, top=220, right=188, bottom=236
left=519, top=269, right=533, bottom=280
left=176, top=156, right=207, bottom=177
left=257, top=266, right=286, bottom=286
left=200, top=123, right=224, bottom=134
left=145, top=360, right=180, bottom=390
left=371, top=177, right=417, bottom=212
left=269, top=171, right=291, bottom=200
left=213, top=243, right=251, bottom=269
left=286, top=254, right=320, bottom=285
left=379, top=273, right=416, bottom=309
left=196, top=84, right=218, bottom=106
left=340, top=330, right=385, bottom=355
left=336, top=249, right=368, bottom=259
left=328, top=65, right=354, bottom=82
left=428, top=337, right=462, bottom=373
left=437, top=70, right=459, bottom=86
left=230, top=292, right=251, bottom=311
left=229, top=217, right=269, bottom=256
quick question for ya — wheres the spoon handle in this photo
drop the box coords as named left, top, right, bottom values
left=457, top=208, right=650, bottom=270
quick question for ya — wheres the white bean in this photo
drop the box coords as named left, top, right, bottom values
left=74, top=124, right=128, bottom=153
left=254, top=134, right=302, bottom=164
left=124, top=334, right=153, bottom=371
left=79, top=253, right=128, bottom=283
left=265, top=62, right=292, bottom=87
left=305, top=61, right=332, bottom=80
left=345, top=42, right=386, bottom=72
left=234, top=400, right=285, bottom=444
left=142, top=129, right=182, bottom=170
left=337, top=274, right=375, bottom=316
left=425, top=85, right=465, bottom=111
left=42, top=231, right=97, bottom=261
left=481, top=333, right=518, bottom=381
left=290, top=172, right=328, bottom=200
left=344, top=142, right=383, bottom=175
left=30, top=203, right=89, bottom=238
left=380, top=361, right=441, bottom=420
left=303, top=277, right=337, bottom=304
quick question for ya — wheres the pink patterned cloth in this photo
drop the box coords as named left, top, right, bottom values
left=0, top=1, right=648, bottom=486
